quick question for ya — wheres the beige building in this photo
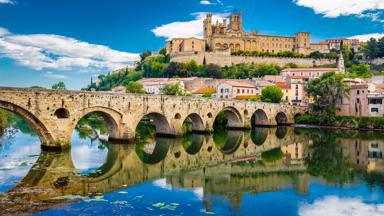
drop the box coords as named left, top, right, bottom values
left=166, top=37, right=205, bottom=54
left=337, top=79, right=369, bottom=117
left=216, top=80, right=257, bottom=99
left=139, top=77, right=219, bottom=94
left=276, top=81, right=306, bottom=106
left=310, top=42, right=330, bottom=53
left=139, top=78, right=186, bottom=94
left=167, top=12, right=312, bottom=55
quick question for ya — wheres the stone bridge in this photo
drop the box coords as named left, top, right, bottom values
left=0, top=87, right=307, bottom=150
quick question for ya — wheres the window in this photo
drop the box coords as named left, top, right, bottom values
left=221, top=89, right=223, bottom=93
left=237, top=89, right=240, bottom=94
left=357, top=98, right=360, bottom=103
left=372, top=143, right=379, bottom=148
left=242, top=89, right=245, bottom=93
left=357, top=90, right=360, bottom=95
left=371, top=108, right=379, bottom=113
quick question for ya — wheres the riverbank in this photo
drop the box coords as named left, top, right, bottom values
left=295, top=114, right=384, bottom=131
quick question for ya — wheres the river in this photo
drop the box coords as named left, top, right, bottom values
left=0, top=114, right=384, bottom=215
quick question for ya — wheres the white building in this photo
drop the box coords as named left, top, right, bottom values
left=217, top=80, right=257, bottom=99
left=138, top=78, right=186, bottom=94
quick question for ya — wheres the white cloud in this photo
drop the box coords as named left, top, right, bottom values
left=0, top=27, right=140, bottom=72
left=293, top=0, right=384, bottom=19
left=299, top=196, right=384, bottom=216
left=348, top=33, right=384, bottom=42
left=200, top=0, right=212, bottom=5
left=0, top=0, right=13, bottom=4
left=43, top=72, right=68, bottom=79
left=151, top=12, right=229, bottom=40
left=0, top=27, right=10, bottom=36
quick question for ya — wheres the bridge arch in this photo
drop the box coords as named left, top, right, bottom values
left=135, top=112, right=172, bottom=137
left=0, top=100, right=55, bottom=147
left=214, top=106, right=243, bottom=129
left=71, top=106, right=122, bottom=138
left=275, top=112, right=288, bottom=125
left=252, top=109, right=269, bottom=126
left=183, top=113, right=205, bottom=132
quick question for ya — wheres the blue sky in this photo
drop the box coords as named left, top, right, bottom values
left=0, top=0, right=383, bottom=89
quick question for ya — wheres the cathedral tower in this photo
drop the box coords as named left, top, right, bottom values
left=229, top=11, right=243, bottom=33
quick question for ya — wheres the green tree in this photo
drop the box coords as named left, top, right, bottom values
left=261, top=85, right=283, bottom=103
left=378, top=37, right=384, bottom=58
left=30, top=86, right=45, bottom=89
left=140, top=50, right=152, bottom=62
left=306, top=130, right=352, bottom=184
left=364, top=38, right=380, bottom=60
left=305, top=72, right=349, bottom=125
left=341, top=45, right=352, bottom=67
left=347, top=63, right=372, bottom=78
left=126, top=81, right=145, bottom=94
left=162, top=82, right=185, bottom=96
left=52, top=81, right=66, bottom=90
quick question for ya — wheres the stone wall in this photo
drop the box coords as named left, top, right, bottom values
left=170, top=51, right=336, bottom=67
left=0, top=87, right=307, bottom=149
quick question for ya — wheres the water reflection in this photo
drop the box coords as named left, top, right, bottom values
left=1, top=125, right=384, bottom=215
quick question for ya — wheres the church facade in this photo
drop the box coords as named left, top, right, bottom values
left=166, top=12, right=312, bottom=55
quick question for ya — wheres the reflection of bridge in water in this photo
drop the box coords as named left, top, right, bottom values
left=1, top=127, right=310, bottom=214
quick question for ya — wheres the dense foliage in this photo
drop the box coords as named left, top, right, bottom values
left=52, top=81, right=66, bottom=90
left=162, top=82, right=186, bottom=96
left=126, top=81, right=145, bottom=94
left=261, top=85, right=284, bottom=103
left=305, top=72, right=350, bottom=125
left=296, top=114, right=384, bottom=130
left=304, top=129, right=352, bottom=184
left=363, top=37, right=384, bottom=60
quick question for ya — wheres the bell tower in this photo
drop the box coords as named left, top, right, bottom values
left=229, top=11, right=243, bottom=33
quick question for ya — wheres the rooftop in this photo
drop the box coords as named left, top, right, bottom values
left=276, top=82, right=291, bottom=89
left=222, top=80, right=256, bottom=88
left=192, top=87, right=217, bottom=94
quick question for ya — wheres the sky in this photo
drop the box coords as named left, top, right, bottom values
left=0, top=0, right=383, bottom=90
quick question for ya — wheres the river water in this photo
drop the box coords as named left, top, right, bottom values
left=1, top=116, right=384, bottom=215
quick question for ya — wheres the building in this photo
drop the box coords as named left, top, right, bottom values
left=112, top=85, right=126, bottom=93
left=166, top=37, right=205, bottom=54
left=276, top=80, right=307, bottom=106
left=167, top=12, right=312, bottom=55
left=281, top=53, right=345, bottom=80
left=326, top=38, right=361, bottom=53
left=337, top=79, right=368, bottom=116
left=138, top=78, right=186, bottom=94
left=310, top=42, right=330, bottom=53
left=216, top=80, right=257, bottom=99
left=367, top=92, right=384, bottom=117
left=192, top=87, right=217, bottom=97
left=138, top=77, right=219, bottom=95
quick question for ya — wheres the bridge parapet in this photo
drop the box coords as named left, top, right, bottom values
left=0, top=87, right=307, bottom=150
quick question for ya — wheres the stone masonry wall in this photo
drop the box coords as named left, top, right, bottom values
left=170, top=51, right=336, bottom=67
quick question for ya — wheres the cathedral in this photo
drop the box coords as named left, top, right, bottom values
left=166, top=12, right=312, bottom=55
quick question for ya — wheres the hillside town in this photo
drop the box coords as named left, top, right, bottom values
left=92, top=11, right=384, bottom=119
